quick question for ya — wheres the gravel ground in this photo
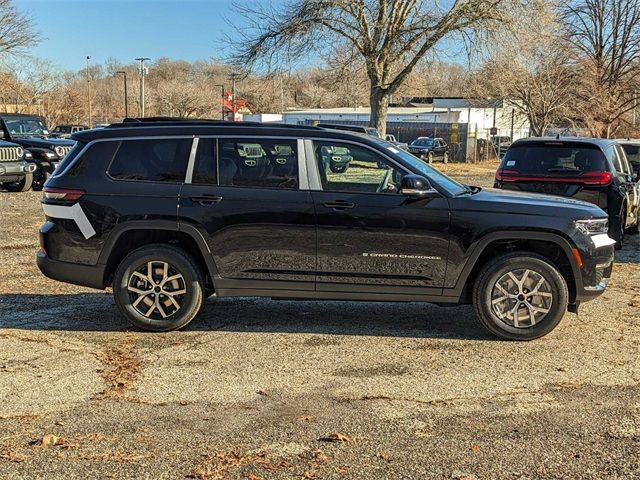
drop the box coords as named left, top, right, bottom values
left=0, top=163, right=639, bottom=480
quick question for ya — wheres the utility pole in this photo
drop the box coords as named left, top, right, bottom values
left=116, top=71, right=128, bottom=118
left=135, top=57, right=150, bottom=117
left=213, top=84, right=225, bottom=120
left=86, top=56, right=92, bottom=128
left=229, top=72, right=242, bottom=121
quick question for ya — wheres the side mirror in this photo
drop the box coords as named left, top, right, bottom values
left=400, top=174, right=437, bottom=198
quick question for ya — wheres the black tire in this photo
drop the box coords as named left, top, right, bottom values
left=443, top=152, right=449, bottom=164
left=427, top=152, right=434, bottom=164
left=113, top=244, right=204, bottom=332
left=626, top=222, right=639, bottom=235
left=472, top=252, right=569, bottom=341
left=330, top=163, right=347, bottom=174
left=31, top=167, right=47, bottom=192
left=4, top=173, right=33, bottom=192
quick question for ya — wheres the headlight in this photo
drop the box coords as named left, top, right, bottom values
left=16, top=147, right=24, bottom=158
left=24, top=151, right=33, bottom=159
left=54, top=146, right=65, bottom=157
left=574, top=219, right=609, bottom=236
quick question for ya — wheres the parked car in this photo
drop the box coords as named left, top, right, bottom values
left=38, top=118, right=615, bottom=340
left=50, top=124, right=88, bottom=139
left=0, top=114, right=75, bottom=191
left=0, top=139, right=36, bottom=192
left=491, top=135, right=512, bottom=158
left=316, top=123, right=381, bottom=138
left=385, top=134, right=409, bottom=150
left=617, top=139, right=640, bottom=180
left=494, top=137, right=639, bottom=248
left=408, top=137, right=449, bottom=163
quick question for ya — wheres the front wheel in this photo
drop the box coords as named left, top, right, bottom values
left=473, top=252, right=568, bottom=341
left=3, top=173, right=33, bottom=192
left=443, top=152, right=449, bottom=164
left=329, top=163, right=348, bottom=174
left=113, top=244, right=204, bottom=332
left=427, top=152, right=434, bottom=164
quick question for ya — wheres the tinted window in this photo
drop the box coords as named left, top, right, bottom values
left=192, top=138, right=217, bottom=185
left=621, top=144, right=640, bottom=166
left=69, top=141, right=119, bottom=177
left=501, top=144, right=607, bottom=174
left=314, top=141, right=405, bottom=194
left=218, top=138, right=298, bottom=189
left=108, top=138, right=191, bottom=182
left=412, top=138, right=433, bottom=147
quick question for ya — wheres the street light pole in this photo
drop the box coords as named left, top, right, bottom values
left=116, top=71, right=128, bottom=118
left=135, top=57, right=150, bottom=117
left=213, top=84, right=225, bottom=120
left=86, top=56, right=92, bottom=128
left=229, top=72, right=242, bottom=121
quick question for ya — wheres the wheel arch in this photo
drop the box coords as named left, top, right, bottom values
left=450, top=231, right=582, bottom=303
left=98, top=221, right=219, bottom=289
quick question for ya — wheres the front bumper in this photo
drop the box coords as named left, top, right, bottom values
left=0, top=161, right=36, bottom=182
left=574, top=235, right=615, bottom=302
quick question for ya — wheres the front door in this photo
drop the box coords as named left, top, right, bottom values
left=179, top=136, right=316, bottom=291
left=308, top=139, right=451, bottom=295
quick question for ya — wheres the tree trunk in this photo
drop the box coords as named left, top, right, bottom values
left=369, top=87, right=389, bottom=137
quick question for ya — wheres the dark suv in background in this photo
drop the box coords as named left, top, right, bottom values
left=408, top=137, right=449, bottom=163
left=495, top=137, right=639, bottom=247
left=38, top=119, right=614, bottom=340
left=0, top=113, right=75, bottom=190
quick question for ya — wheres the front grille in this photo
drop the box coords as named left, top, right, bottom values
left=0, top=147, right=22, bottom=162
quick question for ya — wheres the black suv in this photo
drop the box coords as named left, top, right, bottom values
left=0, top=139, right=36, bottom=191
left=494, top=137, right=639, bottom=247
left=0, top=113, right=75, bottom=190
left=408, top=137, right=449, bottom=163
left=38, top=119, right=615, bottom=340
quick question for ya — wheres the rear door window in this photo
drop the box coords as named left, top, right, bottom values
left=501, top=144, right=607, bottom=174
left=217, top=138, right=299, bottom=189
left=621, top=143, right=640, bottom=167
left=108, top=138, right=192, bottom=182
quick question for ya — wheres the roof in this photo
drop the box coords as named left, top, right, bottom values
left=71, top=118, right=382, bottom=144
left=283, top=107, right=447, bottom=115
left=511, top=136, right=616, bottom=147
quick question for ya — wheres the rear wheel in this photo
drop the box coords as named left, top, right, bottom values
left=4, top=173, right=33, bottom=192
left=113, top=244, right=204, bottom=332
left=443, top=152, right=449, bottom=163
left=473, top=252, right=568, bottom=340
left=427, top=152, right=434, bottom=164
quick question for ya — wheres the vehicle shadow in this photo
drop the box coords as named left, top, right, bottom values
left=0, top=293, right=494, bottom=340
left=615, top=235, right=640, bottom=264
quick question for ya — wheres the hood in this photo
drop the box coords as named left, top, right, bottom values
left=0, top=139, right=20, bottom=148
left=461, top=187, right=606, bottom=219
left=11, top=137, right=75, bottom=150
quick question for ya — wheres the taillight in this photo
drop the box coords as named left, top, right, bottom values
left=43, top=187, right=85, bottom=201
left=495, top=170, right=613, bottom=186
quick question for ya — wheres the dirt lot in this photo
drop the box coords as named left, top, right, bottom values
left=1, top=162, right=639, bottom=479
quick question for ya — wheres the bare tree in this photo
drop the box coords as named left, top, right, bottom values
left=230, top=0, right=524, bottom=135
left=0, top=0, right=39, bottom=55
left=563, top=0, right=640, bottom=137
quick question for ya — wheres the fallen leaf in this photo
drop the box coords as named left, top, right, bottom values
left=470, top=444, right=481, bottom=454
left=554, top=382, right=582, bottom=389
left=247, top=474, right=263, bottom=480
left=257, top=389, right=268, bottom=396
left=303, top=471, right=317, bottom=479
left=179, top=400, right=189, bottom=406
left=297, top=415, right=314, bottom=422
left=335, top=466, right=350, bottom=474
left=318, top=432, right=353, bottom=443
left=37, top=434, right=65, bottom=447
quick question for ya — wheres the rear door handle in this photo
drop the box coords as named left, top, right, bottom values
left=322, top=200, right=355, bottom=210
left=190, top=195, right=223, bottom=206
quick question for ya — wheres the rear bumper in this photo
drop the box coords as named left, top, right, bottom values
left=36, top=248, right=106, bottom=290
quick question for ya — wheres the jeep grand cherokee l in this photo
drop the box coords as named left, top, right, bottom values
left=494, top=137, right=639, bottom=247
left=37, top=119, right=615, bottom=340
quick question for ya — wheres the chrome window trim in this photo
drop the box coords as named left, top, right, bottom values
left=305, top=137, right=412, bottom=194
left=297, top=138, right=309, bottom=190
left=304, top=139, right=322, bottom=190
left=185, top=137, right=199, bottom=184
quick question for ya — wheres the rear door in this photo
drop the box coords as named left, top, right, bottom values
left=178, top=136, right=316, bottom=292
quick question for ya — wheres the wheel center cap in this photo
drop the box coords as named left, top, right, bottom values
left=517, top=294, right=525, bottom=301
left=154, top=286, right=161, bottom=293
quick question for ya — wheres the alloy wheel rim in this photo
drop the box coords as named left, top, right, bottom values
left=491, top=268, right=553, bottom=328
left=127, top=261, right=187, bottom=320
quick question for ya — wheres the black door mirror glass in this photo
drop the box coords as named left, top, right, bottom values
left=400, top=174, right=436, bottom=198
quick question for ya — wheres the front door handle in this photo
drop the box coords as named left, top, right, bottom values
left=322, top=200, right=355, bottom=210
left=190, top=195, right=223, bottom=206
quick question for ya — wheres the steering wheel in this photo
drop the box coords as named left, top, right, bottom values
left=376, top=168, right=394, bottom=193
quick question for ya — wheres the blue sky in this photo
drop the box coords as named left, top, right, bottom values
left=14, top=0, right=246, bottom=71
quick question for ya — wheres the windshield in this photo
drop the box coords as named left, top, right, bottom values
left=501, top=144, right=607, bottom=174
left=375, top=140, right=467, bottom=195
left=4, top=116, right=48, bottom=135
left=411, top=138, right=433, bottom=147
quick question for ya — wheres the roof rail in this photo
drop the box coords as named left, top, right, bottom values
left=106, top=117, right=324, bottom=130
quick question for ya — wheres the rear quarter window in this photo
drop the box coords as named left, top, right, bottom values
left=501, top=144, right=607, bottom=174
left=108, top=138, right=192, bottom=182
left=67, top=141, right=119, bottom=177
